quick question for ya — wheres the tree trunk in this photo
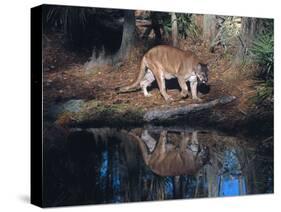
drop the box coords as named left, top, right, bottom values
left=193, top=14, right=204, bottom=32
left=142, top=12, right=162, bottom=44
left=143, top=96, right=236, bottom=122
left=203, top=15, right=217, bottom=44
left=235, top=17, right=264, bottom=65
left=115, top=10, right=136, bottom=62
left=173, top=176, right=181, bottom=198
left=171, top=12, right=178, bottom=47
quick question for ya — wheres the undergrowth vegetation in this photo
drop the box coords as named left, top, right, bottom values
left=250, top=26, right=274, bottom=107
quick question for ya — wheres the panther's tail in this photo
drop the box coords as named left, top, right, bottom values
left=116, top=57, right=147, bottom=93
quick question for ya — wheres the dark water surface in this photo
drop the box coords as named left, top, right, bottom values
left=43, top=126, right=273, bottom=207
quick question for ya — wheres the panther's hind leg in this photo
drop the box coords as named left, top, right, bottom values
left=140, top=69, right=155, bottom=97
left=140, top=79, right=152, bottom=97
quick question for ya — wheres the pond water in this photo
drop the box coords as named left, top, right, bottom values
left=43, top=126, right=273, bottom=207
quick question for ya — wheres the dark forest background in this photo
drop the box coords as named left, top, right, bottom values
left=42, top=5, right=273, bottom=119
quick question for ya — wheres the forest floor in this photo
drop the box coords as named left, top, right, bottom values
left=43, top=35, right=272, bottom=135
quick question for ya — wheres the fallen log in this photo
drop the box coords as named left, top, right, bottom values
left=143, top=96, right=236, bottom=122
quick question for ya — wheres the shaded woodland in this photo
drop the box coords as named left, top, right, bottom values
left=42, top=5, right=273, bottom=134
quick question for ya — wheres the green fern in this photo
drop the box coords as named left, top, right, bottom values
left=250, top=33, right=274, bottom=105
left=250, top=33, right=274, bottom=81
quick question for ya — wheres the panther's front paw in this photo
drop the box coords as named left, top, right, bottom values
left=144, top=93, right=152, bottom=97
left=193, top=97, right=203, bottom=102
left=164, top=95, right=174, bottom=102
left=180, top=91, right=189, bottom=99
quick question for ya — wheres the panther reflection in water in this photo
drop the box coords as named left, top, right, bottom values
left=129, top=130, right=210, bottom=176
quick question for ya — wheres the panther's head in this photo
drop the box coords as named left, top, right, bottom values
left=196, top=63, right=209, bottom=84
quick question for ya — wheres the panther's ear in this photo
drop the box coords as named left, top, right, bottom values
left=199, top=63, right=210, bottom=71
left=199, top=62, right=208, bottom=66
left=203, top=63, right=210, bottom=71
